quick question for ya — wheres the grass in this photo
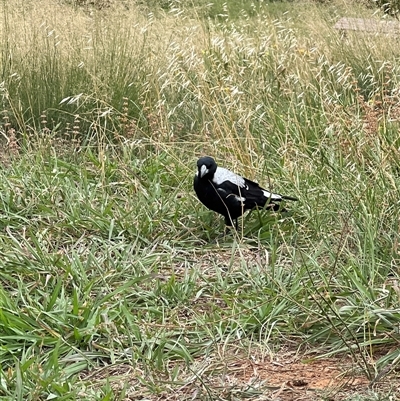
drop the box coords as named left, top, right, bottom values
left=1, top=0, right=400, bottom=400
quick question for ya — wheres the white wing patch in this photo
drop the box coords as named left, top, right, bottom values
left=212, top=167, right=247, bottom=187
left=232, top=194, right=246, bottom=203
left=217, top=188, right=245, bottom=204
left=262, top=190, right=282, bottom=200
left=212, top=166, right=283, bottom=202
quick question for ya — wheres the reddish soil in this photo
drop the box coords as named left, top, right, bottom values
left=82, top=352, right=399, bottom=400
left=229, top=356, right=374, bottom=400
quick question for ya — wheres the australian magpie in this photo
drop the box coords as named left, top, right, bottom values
left=193, top=156, right=297, bottom=228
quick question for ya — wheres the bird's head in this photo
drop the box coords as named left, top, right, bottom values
left=197, top=156, right=217, bottom=178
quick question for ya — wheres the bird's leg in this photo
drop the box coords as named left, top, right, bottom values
left=223, top=225, right=230, bottom=236
left=216, top=223, right=233, bottom=241
left=223, top=216, right=235, bottom=236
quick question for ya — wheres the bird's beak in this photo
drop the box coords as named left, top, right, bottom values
left=200, top=165, right=208, bottom=178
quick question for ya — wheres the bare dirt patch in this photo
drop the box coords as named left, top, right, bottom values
left=81, top=351, right=398, bottom=400
left=221, top=354, right=372, bottom=400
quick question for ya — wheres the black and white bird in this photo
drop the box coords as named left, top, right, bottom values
left=193, top=156, right=297, bottom=228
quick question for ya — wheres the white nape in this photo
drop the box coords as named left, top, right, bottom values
left=212, top=167, right=246, bottom=187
